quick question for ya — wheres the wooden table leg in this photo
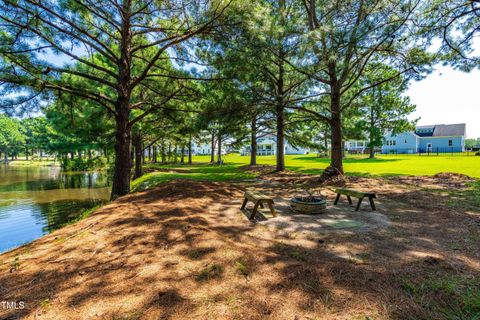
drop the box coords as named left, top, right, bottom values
left=347, top=195, right=353, bottom=205
left=334, top=193, right=341, bottom=205
left=368, top=197, right=376, bottom=210
left=240, top=198, right=248, bottom=210
left=267, top=201, right=276, bottom=217
left=250, top=201, right=260, bottom=220
left=355, top=197, right=364, bottom=211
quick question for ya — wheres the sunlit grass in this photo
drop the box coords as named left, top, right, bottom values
left=133, top=153, right=480, bottom=191
left=132, top=163, right=255, bottom=192
left=7, top=159, right=59, bottom=167
left=191, top=153, right=480, bottom=178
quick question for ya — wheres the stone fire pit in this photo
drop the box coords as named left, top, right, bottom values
left=290, top=196, right=327, bottom=214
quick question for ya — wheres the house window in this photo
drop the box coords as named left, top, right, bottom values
left=448, top=140, right=453, bottom=146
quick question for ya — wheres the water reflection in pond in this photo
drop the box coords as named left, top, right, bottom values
left=0, top=165, right=110, bottom=253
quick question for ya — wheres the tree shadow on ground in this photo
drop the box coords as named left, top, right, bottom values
left=0, top=179, right=478, bottom=319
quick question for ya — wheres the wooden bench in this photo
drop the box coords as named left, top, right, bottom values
left=240, top=190, right=277, bottom=220
left=334, top=188, right=376, bottom=211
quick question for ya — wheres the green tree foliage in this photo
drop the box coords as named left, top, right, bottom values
left=293, top=0, right=433, bottom=176
left=202, top=0, right=311, bottom=170
left=0, top=115, right=25, bottom=163
left=0, top=0, right=229, bottom=198
left=356, top=64, right=417, bottom=158
left=0, top=0, right=447, bottom=184
left=466, top=138, right=480, bottom=149
left=426, top=0, right=480, bottom=70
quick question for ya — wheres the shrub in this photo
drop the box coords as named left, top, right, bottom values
left=475, top=151, right=480, bottom=156
left=62, top=156, right=109, bottom=171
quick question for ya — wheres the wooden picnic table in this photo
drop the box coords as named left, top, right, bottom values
left=240, top=190, right=277, bottom=220
left=334, top=188, right=377, bottom=211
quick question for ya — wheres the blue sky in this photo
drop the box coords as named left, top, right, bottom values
left=407, top=65, right=480, bottom=138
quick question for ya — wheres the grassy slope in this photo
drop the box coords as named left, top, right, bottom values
left=132, top=163, right=255, bottom=191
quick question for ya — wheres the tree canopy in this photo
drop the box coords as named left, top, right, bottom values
left=0, top=0, right=470, bottom=189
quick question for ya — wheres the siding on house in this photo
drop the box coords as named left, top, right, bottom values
left=382, top=123, right=466, bottom=154
left=382, top=132, right=418, bottom=154
left=418, top=136, right=464, bottom=153
left=285, top=141, right=308, bottom=155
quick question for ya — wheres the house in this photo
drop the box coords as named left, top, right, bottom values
left=344, top=140, right=368, bottom=154
left=241, top=135, right=309, bottom=156
left=382, top=123, right=466, bottom=154
left=190, top=141, right=230, bottom=155
left=190, top=141, right=212, bottom=155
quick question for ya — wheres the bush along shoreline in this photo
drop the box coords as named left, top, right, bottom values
left=61, top=156, right=110, bottom=171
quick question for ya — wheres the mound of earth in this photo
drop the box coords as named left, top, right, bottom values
left=433, top=172, right=472, bottom=181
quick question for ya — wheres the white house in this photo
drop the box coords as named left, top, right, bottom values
left=344, top=140, right=368, bottom=153
left=241, top=135, right=309, bottom=156
left=190, top=141, right=231, bottom=156
left=190, top=141, right=212, bottom=155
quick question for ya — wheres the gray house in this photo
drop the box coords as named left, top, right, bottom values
left=382, top=123, right=466, bottom=154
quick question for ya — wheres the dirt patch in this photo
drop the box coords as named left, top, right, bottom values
left=0, top=178, right=479, bottom=320
left=238, top=164, right=276, bottom=175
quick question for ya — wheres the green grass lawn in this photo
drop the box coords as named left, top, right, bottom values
left=7, top=159, right=59, bottom=166
left=132, top=153, right=479, bottom=191
left=132, top=163, right=256, bottom=191
left=189, top=153, right=480, bottom=177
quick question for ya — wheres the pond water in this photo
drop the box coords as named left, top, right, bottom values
left=0, top=165, right=110, bottom=253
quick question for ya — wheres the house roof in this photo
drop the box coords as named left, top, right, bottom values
left=415, top=123, right=466, bottom=137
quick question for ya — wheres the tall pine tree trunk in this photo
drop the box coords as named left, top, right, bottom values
left=369, top=105, right=375, bottom=158
left=161, top=142, right=166, bottom=163
left=329, top=87, right=344, bottom=175
left=275, top=0, right=286, bottom=172
left=217, top=133, right=222, bottom=164
left=250, top=116, right=257, bottom=165
left=110, top=2, right=133, bottom=198
left=276, top=104, right=285, bottom=171
left=210, top=131, right=215, bottom=163
left=111, top=102, right=132, bottom=198
left=188, top=135, right=193, bottom=165
left=133, top=131, right=143, bottom=179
